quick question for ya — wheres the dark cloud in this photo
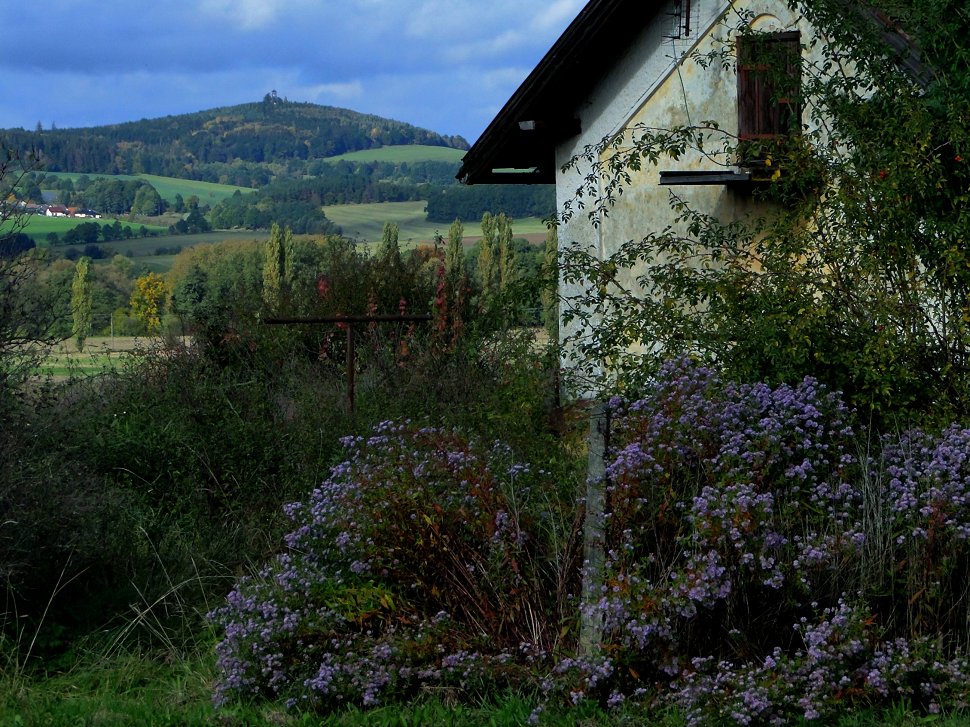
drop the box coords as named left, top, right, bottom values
left=0, top=0, right=584, bottom=141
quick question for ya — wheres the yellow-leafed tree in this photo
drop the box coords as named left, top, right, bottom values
left=130, top=272, right=167, bottom=333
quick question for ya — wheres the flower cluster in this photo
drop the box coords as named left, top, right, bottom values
left=581, top=357, right=970, bottom=722
left=211, top=359, right=970, bottom=722
left=209, top=421, right=568, bottom=710
left=673, top=601, right=970, bottom=724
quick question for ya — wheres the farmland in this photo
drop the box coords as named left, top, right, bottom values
left=323, top=200, right=550, bottom=245
left=324, top=144, right=466, bottom=164
left=20, top=214, right=169, bottom=240
left=33, top=336, right=186, bottom=377
left=38, top=171, right=253, bottom=206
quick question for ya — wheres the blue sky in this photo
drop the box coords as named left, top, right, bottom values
left=0, top=0, right=585, bottom=144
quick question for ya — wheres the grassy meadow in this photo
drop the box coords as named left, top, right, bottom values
left=66, top=230, right=267, bottom=272
left=21, top=215, right=169, bottom=241
left=33, top=336, right=186, bottom=377
left=39, top=171, right=252, bottom=206
left=323, top=200, right=550, bottom=246
left=323, top=144, right=466, bottom=164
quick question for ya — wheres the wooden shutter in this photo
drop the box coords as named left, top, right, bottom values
left=737, top=31, right=801, bottom=142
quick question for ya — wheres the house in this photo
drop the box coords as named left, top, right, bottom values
left=457, top=0, right=924, bottom=387
left=45, top=204, right=69, bottom=217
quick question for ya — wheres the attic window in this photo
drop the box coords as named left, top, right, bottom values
left=665, top=0, right=695, bottom=39
left=737, top=30, right=801, bottom=165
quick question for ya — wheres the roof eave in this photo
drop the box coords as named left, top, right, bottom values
left=458, top=0, right=668, bottom=185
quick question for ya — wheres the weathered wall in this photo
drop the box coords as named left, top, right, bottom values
left=556, top=0, right=815, bottom=389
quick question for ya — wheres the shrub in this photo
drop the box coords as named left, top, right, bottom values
left=565, top=357, right=970, bottom=723
left=209, top=421, right=579, bottom=711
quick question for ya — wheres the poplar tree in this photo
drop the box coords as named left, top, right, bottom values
left=541, top=225, right=559, bottom=343
left=445, top=218, right=465, bottom=286
left=378, top=222, right=402, bottom=270
left=263, top=223, right=292, bottom=313
left=477, top=212, right=498, bottom=307
left=70, top=256, right=92, bottom=351
left=377, top=221, right=405, bottom=310
left=496, top=213, right=516, bottom=292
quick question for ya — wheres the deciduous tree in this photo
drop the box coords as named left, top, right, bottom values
left=70, top=256, right=92, bottom=351
left=262, top=223, right=293, bottom=313
left=0, top=147, right=57, bottom=419
left=130, top=272, right=167, bottom=333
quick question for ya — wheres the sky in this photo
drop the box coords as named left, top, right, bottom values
left=0, top=0, right=587, bottom=145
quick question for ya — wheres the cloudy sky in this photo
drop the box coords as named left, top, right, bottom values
left=0, top=0, right=586, bottom=144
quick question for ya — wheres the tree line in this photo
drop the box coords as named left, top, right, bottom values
left=1, top=99, right=469, bottom=181
left=425, top=183, right=555, bottom=222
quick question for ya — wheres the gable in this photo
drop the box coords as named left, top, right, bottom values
left=459, top=0, right=928, bottom=187
left=456, top=0, right=672, bottom=185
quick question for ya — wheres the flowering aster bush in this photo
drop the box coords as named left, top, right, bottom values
left=211, top=359, right=970, bottom=721
left=209, top=421, right=576, bottom=710
left=572, top=357, right=970, bottom=723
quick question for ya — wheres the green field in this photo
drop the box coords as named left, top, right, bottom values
left=324, top=144, right=465, bottom=164
left=65, top=230, right=268, bottom=271
left=39, top=171, right=252, bottom=205
left=21, top=215, right=169, bottom=240
left=33, top=336, right=181, bottom=377
left=323, top=201, right=550, bottom=245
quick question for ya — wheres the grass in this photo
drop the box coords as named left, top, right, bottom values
left=20, top=215, right=169, bottom=241
left=48, top=230, right=266, bottom=272
left=38, top=171, right=252, bottom=206
left=4, top=649, right=968, bottom=727
left=323, top=201, right=550, bottom=246
left=323, top=145, right=465, bottom=164
left=33, top=336, right=178, bottom=378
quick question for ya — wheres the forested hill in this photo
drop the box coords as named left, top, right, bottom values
left=0, top=95, right=470, bottom=182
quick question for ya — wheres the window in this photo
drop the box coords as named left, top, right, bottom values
left=737, top=31, right=801, bottom=164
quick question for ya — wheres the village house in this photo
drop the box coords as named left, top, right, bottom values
left=458, top=0, right=923, bottom=387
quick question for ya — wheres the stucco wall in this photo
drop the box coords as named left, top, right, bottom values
left=555, top=0, right=814, bottom=389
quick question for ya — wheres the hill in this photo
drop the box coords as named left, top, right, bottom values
left=0, top=95, right=470, bottom=185
left=1, top=97, right=554, bottom=240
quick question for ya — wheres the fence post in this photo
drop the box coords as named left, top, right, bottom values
left=579, top=399, right=609, bottom=656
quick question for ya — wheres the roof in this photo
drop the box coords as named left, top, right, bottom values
left=457, top=0, right=669, bottom=185
left=457, top=0, right=930, bottom=186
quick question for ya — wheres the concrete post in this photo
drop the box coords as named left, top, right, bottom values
left=579, top=400, right=609, bottom=656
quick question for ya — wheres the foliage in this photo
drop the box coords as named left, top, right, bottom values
left=0, top=100, right=468, bottom=181
left=552, top=357, right=970, bottom=723
left=262, top=223, right=294, bottom=314
left=0, top=148, right=60, bottom=413
left=209, top=420, right=579, bottom=712
left=69, top=256, right=91, bottom=350
left=129, top=271, right=167, bottom=332
left=477, top=213, right=525, bottom=325
left=208, top=186, right=341, bottom=234
left=558, top=0, right=970, bottom=424
left=437, top=218, right=471, bottom=347
left=0, top=232, right=34, bottom=258
left=55, top=177, right=167, bottom=215
left=209, top=354, right=970, bottom=722
left=425, top=183, right=555, bottom=223
left=541, top=225, right=559, bottom=343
